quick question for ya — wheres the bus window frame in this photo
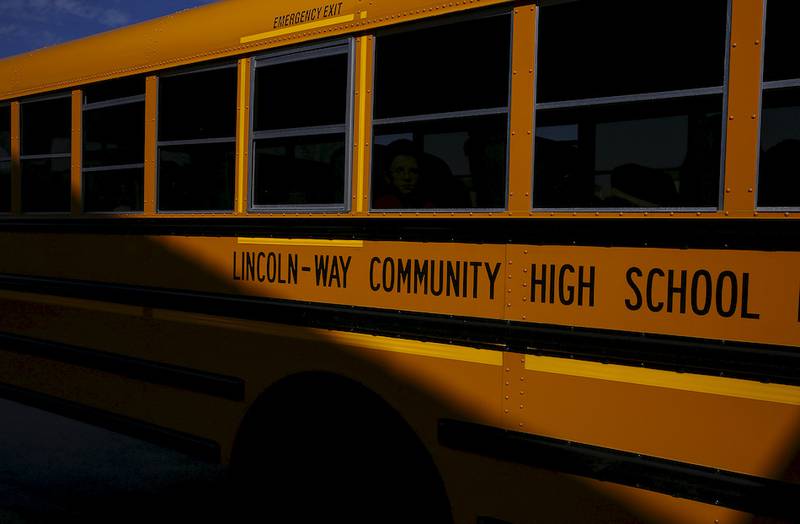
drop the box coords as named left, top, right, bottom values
left=530, top=0, right=733, bottom=214
left=81, top=83, right=146, bottom=215
left=368, top=8, right=513, bottom=213
left=755, top=0, right=800, bottom=212
left=247, top=38, right=354, bottom=213
left=155, top=61, right=238, bottom=215
left=19, top=91, right=73, bottom=215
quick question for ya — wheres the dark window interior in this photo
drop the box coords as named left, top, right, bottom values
left=0, top=105, right=9, bottom=158
left=374, top=15, right=511, bottom=119
left=763, top=0, right=800, bottom=82
left=0, top=161, right=9, bottom=212
left=373, top=114, right=507, bottom=209
left=253, top=135, right=346, bottom=206
left=536, top=0, right=727, bottom=103
left=371, top=14, right=511, bottom=210
left=254, top=53, right=348, bottom=131
left=21, top=97, right=71, bottom=156
left=84, top=101, right=145, bottom=168
left=158, top=67, right=237, bottom=141
left=534, top=96, right=723, bottom=208
left=84, top=168, right=144, bottom=212
left=84, top=76, right=146, bottom=105
left=758, top=91, right=800, bottom=207
left=533, top=0, right=728, bottom=209
left=159, top=142, right=235, bottom=211
left=21, top=157, right=70, bottom=213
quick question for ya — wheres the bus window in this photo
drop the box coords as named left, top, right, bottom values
left=371, top=14, right=511, bottom=210
left=83, top=78, right=145, bottom=213
left=20, top=95, right=71, bottom=213
left=757, top=0, right=800, bottom=209
left=533, top=0, right=728, bottom=209
left=0, top=104, right=9, bottom=213
left=157, top=65, right=236, bottom=212
left=251, top=44, right=350, bottom=209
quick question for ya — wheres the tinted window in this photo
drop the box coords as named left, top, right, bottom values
left=0, top=105, right=9, bottom=158
left=533, top=0, right=728, bottom=209
left=253, top=135, right=346, bottom=206
left=0, top=161, right=9, bottom=212
left=763, top=0, right=800, bottom=82
left=251, top=45, right=350, bottom=209
left=534, top=96, right=722, bottom=208
left=371, top=15, right=511, bottom=210
left=21, top=97, right=71, bottom=156
left=536, top=0, right=727, bottom=103
left=21, top=157, right=70, bottom=213
left=758, top=88, right=800, bottom=207
left=159, top=142, right=235, bottom=211
left=373, top=114, right=507, bottom=209
left=84, top=101, right=145, bottom=168
left=84, top=76, right=146, bottom=104
left=159, top=67, right=237, bottom=141
left=84, top=168, right=144, bottom=212
left=254, top=53, right=348, bottom=131
left=374, top=16, right=510, bottom=119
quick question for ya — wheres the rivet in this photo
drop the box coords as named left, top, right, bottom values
left=696, top=211, right=701, bottom=216
left=748, top=188, right=753, bottom=192
left=754, top=211, right=759, bottom=216
left=504, top=409, right=509, bottom=413
left=523, top=250, right=528, bottom=254
left=522, top=314, right=527, bottom=319
left=505, top=381, right=510, bottom=386
left=519, top=405, right=524, bottom=409
left=510, top=192, right=514, bottom=197
left=507, top=303, right=512, bottom=307
left=729, top=115, right=734, bottom=120
left=505, top=368, right=511, bottom=372
left=522, top=297, right=527, bottom=302
left=725, top=187, right=731, bottom=193
left=520, top=377, right=525, bottom=382
left=619, top=212, right=624, bottom=216
left=520, top=391, right=525, bottom=395
left=751, top=114, right=757, bottom=119
left=785, top=212, right=790, bottom=217
left=505, top=395, right=510, bottom=399
left=522, top=282, right=528, bottom=288
left=755, top=40, right=760, bottom=45
left=513, top=70, right=518, bottom=75
left=519, top=423, right=524, bottom=427
left=732, top=43, right=737, bottom=48
left=507, top=288, right=512, bottom=293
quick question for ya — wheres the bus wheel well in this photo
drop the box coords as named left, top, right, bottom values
left=230, top=372, right=452, bottom=523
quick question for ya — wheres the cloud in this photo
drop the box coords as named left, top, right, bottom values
left=0, top=0, right=130, bottom=28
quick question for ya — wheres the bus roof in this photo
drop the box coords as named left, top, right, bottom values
left=0, top=0, right=511, bottom=101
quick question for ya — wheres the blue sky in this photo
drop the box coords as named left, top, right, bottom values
left=0, top=0, right=217, bottom=59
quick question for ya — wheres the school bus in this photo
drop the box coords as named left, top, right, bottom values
left=0, top=0, right=798, bottom=521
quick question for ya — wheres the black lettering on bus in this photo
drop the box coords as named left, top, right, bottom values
left=257, top=252, right=266, bottom=283
left=625, top=267, right=643, bottom=310
left=382, top=257, right=395, bottom=292
left=716, top=271, right=738, bottom=318
left=430, top=260, right=444, bottom=297
left=446, top=261, right=460, bottom=297
left=246, top=252, right=257, bottom=282
left=397, top=258, right=412, bottom=294
left=667, top=269, right=687, bottom=314
left=531, top=263, right=546, bottom=303
left=369, top=257, right=381, bottom=292
left=266, top=252, right=277, bottom=282
left=485, top=262, right=501, bottom=300
left=739, top=273, right=759, bottom=319
left=549, top=263, right=556, bottom=304
left=558, top=264, right=575, bottom=306
left=690, top=270, right=712, bottom=315
left=646, top=268, right=664, bottom=312
left=470, top=261, right=481, bottom=298
left=578, top=266, right=595, bottom=307
left=414, top=259, right=428, bottom=294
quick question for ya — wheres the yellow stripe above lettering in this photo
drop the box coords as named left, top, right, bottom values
left=238, top=237, right=364, bottom=248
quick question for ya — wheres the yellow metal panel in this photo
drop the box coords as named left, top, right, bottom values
left=70, top=90, right=82, bottom=215
left=235, top=58, right=252, bottom=215
left=144, top=76, right=158, bottom=215
left=723, top=0, right=764, bottom=214
left=508, top=4, right=535, bottom=213
left=9, top=101, right=19, bottom=214
left=526, top=354, right=800, bottom=406
left=238, top=237, right=364, bottom=248
left=353, top=35, right=374, bottom=214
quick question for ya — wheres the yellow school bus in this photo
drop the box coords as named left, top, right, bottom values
left=0, top=0, right=798, bottom=521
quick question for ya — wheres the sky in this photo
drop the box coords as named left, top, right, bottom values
left=0, top=0, right=217, bottom=59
